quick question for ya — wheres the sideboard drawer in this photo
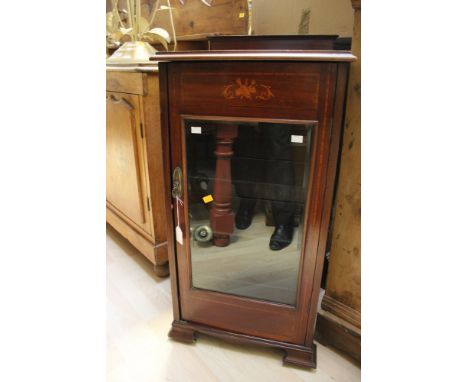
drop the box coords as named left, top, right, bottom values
left=106, top=71, right=147, bottom=95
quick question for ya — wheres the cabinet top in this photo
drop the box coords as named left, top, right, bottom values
left=150, top=50, right=356, bottom=63
left=106, top=63, right=158, bottom=73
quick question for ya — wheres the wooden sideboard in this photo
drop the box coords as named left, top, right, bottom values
left=106, top=67, right=169, bottom=276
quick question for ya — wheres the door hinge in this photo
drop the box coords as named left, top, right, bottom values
left=140, top=122, right=144, bottom=139
left=146, top=197, right=151, bottom=211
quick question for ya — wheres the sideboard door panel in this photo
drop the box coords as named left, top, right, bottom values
left=106, top=93, right=151, bottom=235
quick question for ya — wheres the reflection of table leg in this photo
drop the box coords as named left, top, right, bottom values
left=210, top=125, right=238, bottom=247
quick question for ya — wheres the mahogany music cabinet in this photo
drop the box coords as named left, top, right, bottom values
left=154, top=50, right=355, bottom=368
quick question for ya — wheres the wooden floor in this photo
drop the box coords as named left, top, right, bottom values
left=107, top=225, right=361, bottom=382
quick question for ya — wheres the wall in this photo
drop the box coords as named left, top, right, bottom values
left=252, top=0, right=354, bottom=36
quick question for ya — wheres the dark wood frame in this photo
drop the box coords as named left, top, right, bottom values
left=156, top=51, right=354, bottom=368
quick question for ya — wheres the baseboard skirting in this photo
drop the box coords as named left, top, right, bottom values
left=315, top=309, right=361, bottom=364
left=321, top=294, right=361, bottom=328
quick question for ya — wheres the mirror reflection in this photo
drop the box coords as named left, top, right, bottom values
left=185, top=119, right=314, bottom=305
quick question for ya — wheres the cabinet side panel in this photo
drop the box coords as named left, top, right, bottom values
left=304, top=63, right=349, bottom=346
left=159, top=63, right=181, bottom=320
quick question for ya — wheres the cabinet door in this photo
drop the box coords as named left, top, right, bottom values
left=106, top=92, right=152, bottom=236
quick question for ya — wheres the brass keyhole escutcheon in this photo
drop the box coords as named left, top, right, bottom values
left=172, top=166, right=183, bottom=199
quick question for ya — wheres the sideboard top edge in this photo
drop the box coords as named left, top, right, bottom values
left=106, top=64, right=159, bottom=73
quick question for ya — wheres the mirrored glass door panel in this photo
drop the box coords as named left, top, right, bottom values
left=184, top=118, right=315, bottom=305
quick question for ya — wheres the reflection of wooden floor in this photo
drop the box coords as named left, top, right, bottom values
left=191, top=212, right=302, bottom=305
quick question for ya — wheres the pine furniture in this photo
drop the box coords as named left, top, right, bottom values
left=106, top=66, right=170, bottom=276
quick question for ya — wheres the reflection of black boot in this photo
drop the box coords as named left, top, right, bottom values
left=235, top=199, right=256, bottom=230
left=269, top=225, right=294, bottom=250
